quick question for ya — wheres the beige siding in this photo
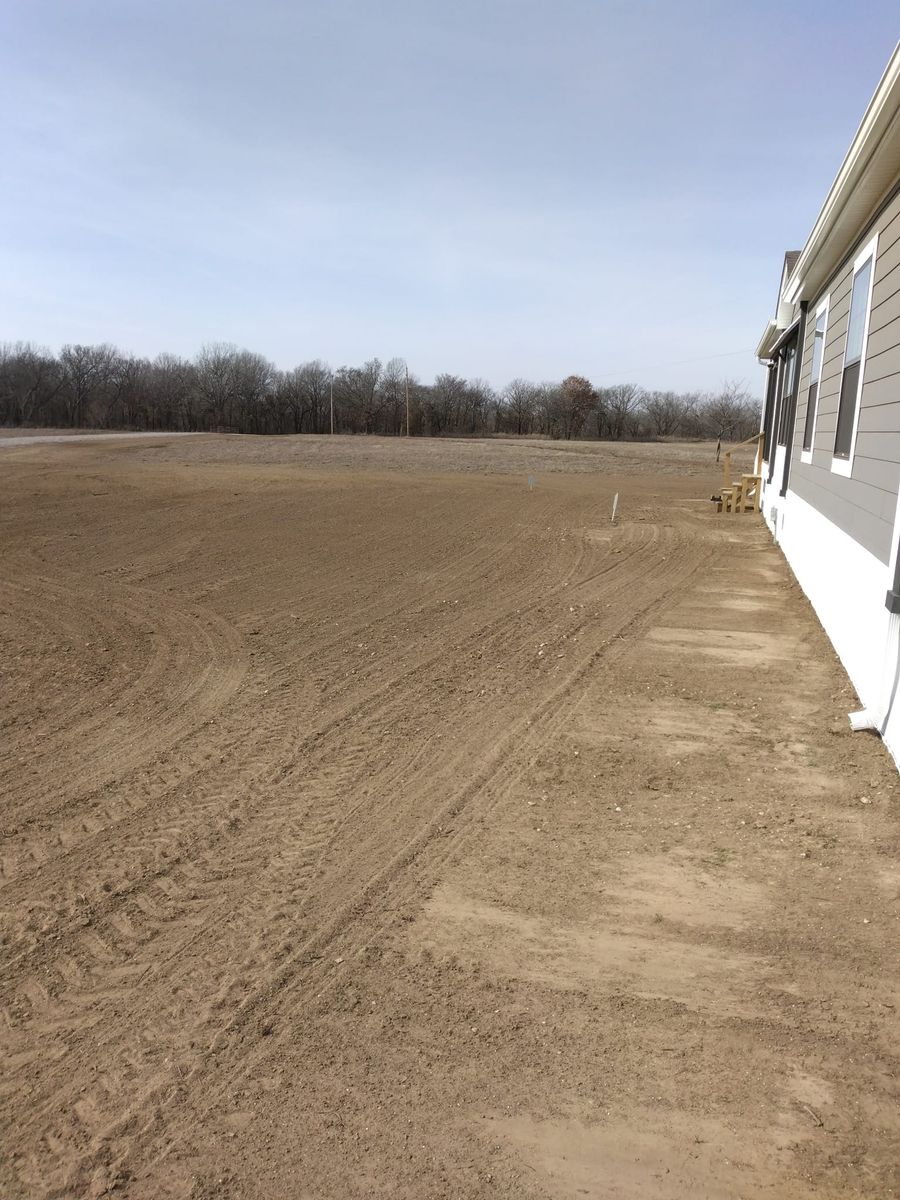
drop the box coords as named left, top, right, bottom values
left=787, top=184, right=900, bottom=564
left=864, top=336, right=900, bottom=382
left=867, top=281, right=900, bottom=338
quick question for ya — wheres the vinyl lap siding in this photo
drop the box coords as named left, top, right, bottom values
left=788, top=187, right=900, bottom=564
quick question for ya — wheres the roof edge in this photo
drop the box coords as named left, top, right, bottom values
left=783, top=42, right=900, bottom=305
left=756, top=319, right=779, bottom=361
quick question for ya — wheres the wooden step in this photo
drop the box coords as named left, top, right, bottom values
left=740, top=473, right=762, bottom=513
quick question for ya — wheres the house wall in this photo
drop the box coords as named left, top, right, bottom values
left=789, top=184, right=900, bottom=563
left=758, top=180, right=900, bottom=767
left=771, top=488, right=900, bottom=765
left=764, top=445, right=787, bottom=532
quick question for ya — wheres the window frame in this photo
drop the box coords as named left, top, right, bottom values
left=831, top=233, right=878, bottom=477
left=761, top=360, right=778, bottom=462
left=776, top=334, right=798, bottom=446
left=800, top=294, right=829, bottom=465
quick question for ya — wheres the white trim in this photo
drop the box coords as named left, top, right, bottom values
left=771, top=486, right=900, bottom=769
left=831, top=455, right=853, bottom=478
left=756, top=319, right=779, bottom=362
left=831, top=232, right=878, bottom=477
left=800, top=294, right=830, bottom=465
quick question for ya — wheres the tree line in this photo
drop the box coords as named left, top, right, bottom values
left=0, top=341, right=761, bottom=442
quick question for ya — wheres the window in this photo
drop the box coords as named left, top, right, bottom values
left=801, top=299, right=828, bottom=457
left=762, top=362, right=778, bottom=460
left=833, top=235, right=877, bottom=472
left=776, top=336, right=797, bottom=445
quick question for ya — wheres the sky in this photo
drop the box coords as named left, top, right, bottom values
left=2, top=2, right=899, bottom=396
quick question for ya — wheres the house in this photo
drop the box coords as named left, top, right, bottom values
left=757, top=42, right=900, bottom=764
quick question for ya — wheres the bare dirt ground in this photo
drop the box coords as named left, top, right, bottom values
left=1, top=434, right=898, bottom=1200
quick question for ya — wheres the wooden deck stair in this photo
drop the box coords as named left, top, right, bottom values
left=716, top=433, right=764, bottom=514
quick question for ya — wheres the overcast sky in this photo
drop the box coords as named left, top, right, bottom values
left=2, top=2, right=898, bottom=394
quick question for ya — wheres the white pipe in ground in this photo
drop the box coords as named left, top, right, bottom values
left=848, top=709, right=878, bottom=732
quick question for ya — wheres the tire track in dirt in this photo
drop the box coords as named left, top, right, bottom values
left=0, top=487, right=585, bottom=926
left=185, top=482, right=508, bottom=616
left=1, top=510, right=593, bottom=1102
left=0, top=507, right=592, bottom=990
left=7, top=513, right=716, bottom=1198
left=0, top=448, right=726, bottom=1198
left=0, top=523, right=614, bottom=1190
left=0, top=489, right=563, bottom=884
left=0, top=576, right=247, bottom=815
left=122, top=511, right=718, bottom=1190
left=15, top=440, right=883, bottom=1200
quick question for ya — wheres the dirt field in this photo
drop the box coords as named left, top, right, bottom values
left=1, top=434, right=898, bottom=1200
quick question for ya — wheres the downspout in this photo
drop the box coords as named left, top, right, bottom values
left=780, top=300, right=808, bottom=497
left=767, top=352, right=783, bottom=484
left=876, top=628, right=900, bottom=740
left=851, top=602, right=900, bottom=738
left=850, top=486, right=900, bottom=743
left=877, top=502, right=900, bottom=737
left=886, top=544, right=900, bottom=615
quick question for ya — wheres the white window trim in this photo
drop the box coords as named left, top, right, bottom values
left=801, top=294, right=830, bottom=465
left=832, top=232, right=878, bottom=478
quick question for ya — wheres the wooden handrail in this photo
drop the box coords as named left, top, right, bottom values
left=721, top=431, right=765, bottom=492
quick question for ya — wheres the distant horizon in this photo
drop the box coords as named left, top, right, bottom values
left=4, top=2, right=899, bottom=397
left=1, top=333, right=763, bottom=398
left=1, top=334, right=757, bottom=397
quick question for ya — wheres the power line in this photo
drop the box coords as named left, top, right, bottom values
left=589, top=348, right=756, bottom=382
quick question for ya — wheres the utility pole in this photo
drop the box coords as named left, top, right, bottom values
left=330, top=373, right=334, bottom=435
left=405, top=363, right=410, bottom=437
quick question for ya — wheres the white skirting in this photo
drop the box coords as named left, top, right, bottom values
left=760, top=473, right=900, bottom=767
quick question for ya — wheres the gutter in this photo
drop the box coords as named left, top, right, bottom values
left=784, top=42, right=900, bottom=306
left=756, top=319, right=779, bottom=361
left=757, top=316, right=800, bottom=365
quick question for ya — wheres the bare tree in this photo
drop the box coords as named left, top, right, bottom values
left=0, top=343, right=62, bottom=426
left=427, top=373, right=467, bottom=435
left=463, top=378, right=496, bottom=434
left=380, top=358, right=407, bottom=435
left=102, top=353, right=151, bottom=428
left=296, top=360, right=331, bottom=433
left=3, top=336, right=759, bottom=444
left=642, top=390, right=697, bottom=438
left=700, top=380, right=758, bottom=442
left=59, top=344, right=119, bottom=427
left=276, top=366, right=310, bottom=433
left=232, top=350, right=275, bottom=433
left=503, top=378, right=538, bottom=436
left=149, top=353, right=196, bottom=430
left=195, top=343, right=238, bottom=429
left=601, top=383, right=641, bottom=441
left=535, top=382, right=563, bottom=438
